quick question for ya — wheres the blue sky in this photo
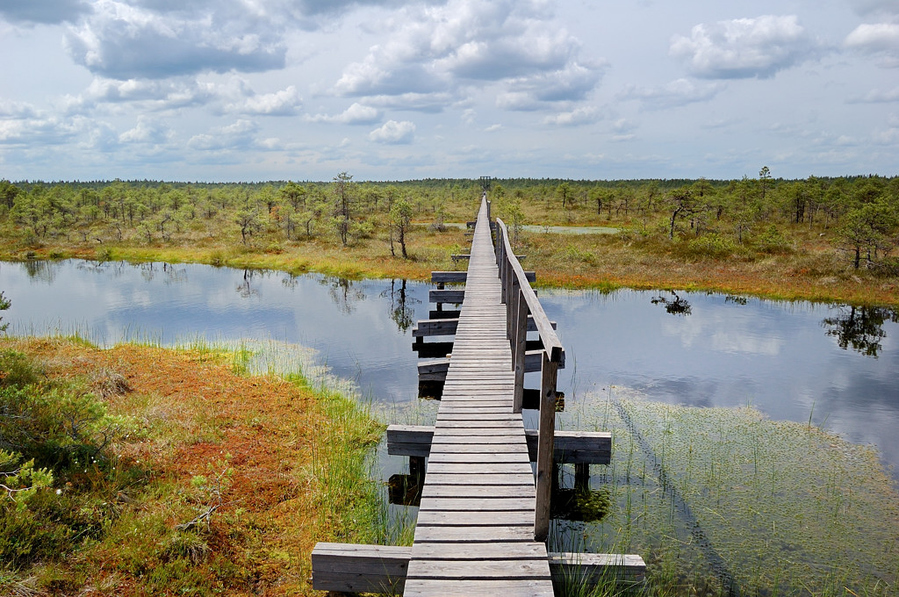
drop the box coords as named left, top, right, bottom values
left=0, top=0, right=897, bottom=182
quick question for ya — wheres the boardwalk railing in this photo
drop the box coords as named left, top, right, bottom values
left=495, top=215, right=563, bottom=542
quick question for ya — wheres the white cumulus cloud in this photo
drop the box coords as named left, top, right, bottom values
left=306, top=102, right=382, bottom=124
left=368, top=119, right=415, bottom=144
left=543, top=106, right=600, bottom=126
left=845, top=23, right=899, bottom=67
left=332, top=0, right=604, bottom=111
left=620, top=79, right=722, bottom=110
left=234, top=86, right=302, bottom=115
left=670, top=15, right=820, bottom=79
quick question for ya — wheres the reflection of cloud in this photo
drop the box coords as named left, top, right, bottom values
left=710, top=331, right=782, bottom=356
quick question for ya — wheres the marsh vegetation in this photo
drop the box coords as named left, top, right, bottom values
left=1, top=173, right=897, bottom=306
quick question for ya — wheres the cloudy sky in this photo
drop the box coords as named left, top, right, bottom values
left=0, top=0, right=897, bottom=182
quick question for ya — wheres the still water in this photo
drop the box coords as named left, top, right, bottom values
left=1, top=259, right=897, bottom=479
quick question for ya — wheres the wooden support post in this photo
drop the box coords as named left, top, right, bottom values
left=535, top=352, right=559, bottom=542
left=575, top=463, right=590, bottom=492
left=512, top=286, right=528, bottom=413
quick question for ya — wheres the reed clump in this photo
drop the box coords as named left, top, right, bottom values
left=563, top=387, right=899, bottom=596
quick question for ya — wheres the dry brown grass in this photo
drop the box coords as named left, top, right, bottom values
left=2, top=337, right=380, bottom=596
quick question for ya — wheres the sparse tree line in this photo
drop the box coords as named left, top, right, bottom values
left=0, top=174, right=472, bottom=260
left=0, top=171, right=897, bottom=270
left=488, top=170, right=899, bottom=272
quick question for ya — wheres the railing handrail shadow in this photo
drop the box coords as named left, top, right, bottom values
left=494, top=215, right=564, bottom=542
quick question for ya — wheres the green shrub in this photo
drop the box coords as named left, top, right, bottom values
left=685, top=233, right=740, bottom=259
left=0, top=349, right=42, bottom=387
left=753, top=224, right=793, bottom=254
left=0, top=384, right=125, bottom=472
left=0, top=351, right=139, bottom=573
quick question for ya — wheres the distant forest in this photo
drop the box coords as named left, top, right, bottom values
left=1, top=172, right=897, bottom=272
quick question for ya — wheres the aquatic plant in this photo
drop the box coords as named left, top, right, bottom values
left=563, top=387, right=899, bottom=595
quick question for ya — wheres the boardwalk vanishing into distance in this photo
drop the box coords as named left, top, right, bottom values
left=402, top=197, right=555, bottom=595
left=312, top=194, right=644, bottom=596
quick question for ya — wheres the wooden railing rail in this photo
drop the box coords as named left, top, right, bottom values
left=494, top=215, right=564, bottom=542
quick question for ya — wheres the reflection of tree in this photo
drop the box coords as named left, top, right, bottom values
left=382, top=279, right=419, bottom=332
left=822, top=305, right=897, bottom=358
left=136, top=262, right=187, bottom=284
left=651, top=290, right=692, bottom=315
left=22, top=260, right=59, bottom=283
left=322, top=277, right=365, bottom=314
left=237, top=268, right=259, bottom=299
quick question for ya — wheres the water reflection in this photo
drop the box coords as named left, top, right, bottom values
left=23, top=259, right=58, bottom=282
left=1, top=261, right=897, bottom=478
left=321, top=277, right=366, bottom=314
left=382, top=279, right=419, bottom=333
left=821, top=305, right=898, bottom=358
left=651, top=290, right=692, bottom=315
left=236, top=269, right=259, bottom=298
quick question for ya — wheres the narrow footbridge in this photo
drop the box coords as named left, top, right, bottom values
left=312, top=196, right=644, bottom=595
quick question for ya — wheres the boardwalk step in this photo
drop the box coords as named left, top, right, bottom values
left=413, top=317, right=556, bottom=337
left=431, top=270, right=536, bottom=284
left=418, top=350, right=565, bottom=380
left=311, top=542, right=646, bottom=594
left=386, top=424, right=611, bottom=465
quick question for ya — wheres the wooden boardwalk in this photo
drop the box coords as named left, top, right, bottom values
left=403, top=199, right=554, bottom=596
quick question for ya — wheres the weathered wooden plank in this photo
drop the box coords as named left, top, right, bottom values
left=431, top=271, right=468, bottom=284
left=412, top=542, right=545, bottom=559
left=423, top=444, right=527, bottom=454
left=430, top=289, right=465, bottom=304
left=421, top=484, right=535, bottom=499
left=436, top=413, right=523, bottom=421
left=426, top=462, right=533, bottom=475
left=418, top=497, right=536, bottom=512
left=413, top=317, right=554, bottom=337
left=549, top=552, right=647, bottom=585
left=426, top=453, right=531, bottom=465
left=403, top=578, right=554, bottom=597
left=413, top=319, right=459, bottom=337
left=419, top=350, right=565, bottom=381
left=406, top=559, right=551, bottom=579
left=412, top=524, right=534, bottom=542
left=311, top=542, right=408, bottom=593
left=311, top=543, right=644, bottom=595
left=415, top=510, right=534, bottom=526
left=423, top=473, right=533, bottom=485
left=387, top=424, right=611, bottom=464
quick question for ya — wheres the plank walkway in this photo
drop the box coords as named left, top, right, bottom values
left=404, top=199, right=554, bottom=596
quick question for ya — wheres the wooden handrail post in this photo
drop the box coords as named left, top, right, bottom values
left=512, top=286, right=528, bottom=413
left=534, top=352, right=559, bottom=542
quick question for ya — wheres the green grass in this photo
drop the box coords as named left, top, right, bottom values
left=558, top=387, right=899, bottom=596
